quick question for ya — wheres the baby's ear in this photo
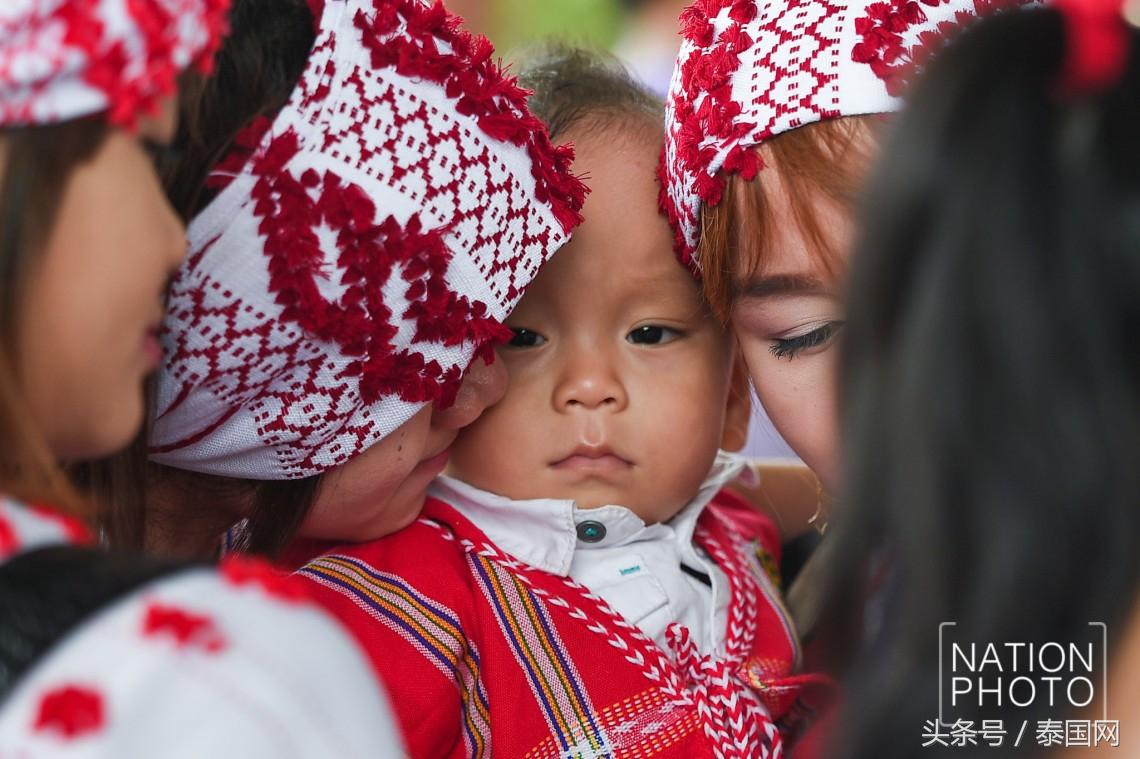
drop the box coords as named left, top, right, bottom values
left=720, top=353, right=752, bottom=452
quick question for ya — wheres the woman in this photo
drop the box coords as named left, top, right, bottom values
left=138, top=0, right=587, bottom=560
left=661, top=0, right=1041, bottom=500
left=831, top=2, right=1140, bottom=755
left=0, top=1, right=401, bottom=753
left=658, top=0, right=1040, bottom=630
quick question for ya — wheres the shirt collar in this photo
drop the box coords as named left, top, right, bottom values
left=429, top=450, right=748, bottom=576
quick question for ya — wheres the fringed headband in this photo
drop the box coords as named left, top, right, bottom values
left=660, top=0, right=1040, bottom=270
left=149, top=0, right=587, bottom=479
left=0, top=0, right=230, bottom=129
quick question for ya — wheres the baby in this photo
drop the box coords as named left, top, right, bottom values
left=289, top=48, right=823, bottom=758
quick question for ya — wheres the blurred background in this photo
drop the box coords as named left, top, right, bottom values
left=446, top=0, right=687, bottom=96
left=448, top=0, right=799, bottom=460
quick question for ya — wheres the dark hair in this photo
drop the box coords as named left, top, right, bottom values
left=1, top=120, right=107, bottom=513
left=160, top=0, right=316, bottom=220
left=829, top=9, right=1140, bottom=757
left=94, top=0, right=322, bottom=556
left=516, top=43, right=664, bottom=142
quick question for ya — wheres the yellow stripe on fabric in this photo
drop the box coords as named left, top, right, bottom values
left=310, top=559, right=466, bottom=667
left=507, top=569, right=603, bottom=751
left=479, top=556, right=577, bottom=739
left=308, top=559, right=493, bottom=753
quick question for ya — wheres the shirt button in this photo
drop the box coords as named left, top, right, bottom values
left=576, top=520, right=607, bottom=543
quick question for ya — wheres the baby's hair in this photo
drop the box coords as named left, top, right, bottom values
left=516, top=43, right=664, bottom=143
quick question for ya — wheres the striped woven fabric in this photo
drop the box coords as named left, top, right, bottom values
left=290, top=491, right=831, bottom=758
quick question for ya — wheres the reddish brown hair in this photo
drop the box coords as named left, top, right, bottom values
left=697, top=116, right=881, bottom=322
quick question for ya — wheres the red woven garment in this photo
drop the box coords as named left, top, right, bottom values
left=289, top=488, right=832, bottom=758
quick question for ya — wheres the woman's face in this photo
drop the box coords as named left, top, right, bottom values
left=15, top=99, right=187, bottom=462
left=298, top=356, right=508, bottom=542
left=729, top=166, right=855, bottom=494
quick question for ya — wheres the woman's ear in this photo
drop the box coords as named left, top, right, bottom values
left=721, top=352, right=752, bottom=452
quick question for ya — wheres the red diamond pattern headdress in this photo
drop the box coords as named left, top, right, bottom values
left=0, top=0, right=230, bottom=129
left=150, top=0, right=587, bottom=479
left=660, top=0, right=1039, bottom=270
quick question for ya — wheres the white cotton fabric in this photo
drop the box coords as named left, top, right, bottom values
left=0, top=498, right=404, bottom=757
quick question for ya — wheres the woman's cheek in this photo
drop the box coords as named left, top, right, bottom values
left=736, top=335, right=843, bottom=492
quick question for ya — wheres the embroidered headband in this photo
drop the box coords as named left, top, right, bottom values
left=660, top=0, right=1039, bottom=270
left=1056, top=0, right=1135, bottom=94
left=149, top=0, right=587, bottom=480
left=0, top=0, right=230, bottom=129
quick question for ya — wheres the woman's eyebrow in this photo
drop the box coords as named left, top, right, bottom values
left=734, top=274, right=828, bottom=299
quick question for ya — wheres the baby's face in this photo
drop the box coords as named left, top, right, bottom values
left=447, top=123, right=735, bottom=524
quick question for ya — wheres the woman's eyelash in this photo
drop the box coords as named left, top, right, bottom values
left=769, top=322, right=844, bottom=360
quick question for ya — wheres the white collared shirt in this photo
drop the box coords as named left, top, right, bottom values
left=430, top=451, right=748, bottom=658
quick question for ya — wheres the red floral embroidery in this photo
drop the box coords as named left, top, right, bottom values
left=142, top=603, right=227, bottom=653
left=248, top=132, right=513, bottom=417
left=33, top=685, right=105, bottom=739
left=661, top=0, right=1037, bottom=269
left=27, top=503, right=94, bottom=544
left=851, top=0, right=1038, bottom=95
left=221, top=555, right=312, bottom=604
left=210, top=0, right=585, bottom=234
left=57, top=0, right=228, bottom=129
left=200, top=0, right=585, bottom=384
left=351, top=1, right=584, bottom=233
left=661, top=0, right=841, bottom=270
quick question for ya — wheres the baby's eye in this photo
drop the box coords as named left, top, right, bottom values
left=507, top=328, right=547, bottom=348
left=626, top=325, right=682, bottom=345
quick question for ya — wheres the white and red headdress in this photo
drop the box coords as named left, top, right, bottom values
left=660, top=0, right=1038, bottom=269
left=0, top=0, right=230, bottom=129
left=150, top=0, right=586, bottom=480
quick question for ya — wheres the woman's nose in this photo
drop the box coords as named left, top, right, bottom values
left=431, top=353, right=508, bottom=430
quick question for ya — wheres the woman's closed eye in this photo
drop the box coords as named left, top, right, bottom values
left=770, top=321, right=844, bottom=360
left=507, top=327, right=547, bottom=348
left=627, top=325, right=683, bottom=345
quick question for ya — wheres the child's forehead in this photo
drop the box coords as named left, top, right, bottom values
left=562, top=113, right=659, bottom=171
left=513, top=119, right=707, bottom=316
left=520, top=230, right=704, bottom=317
